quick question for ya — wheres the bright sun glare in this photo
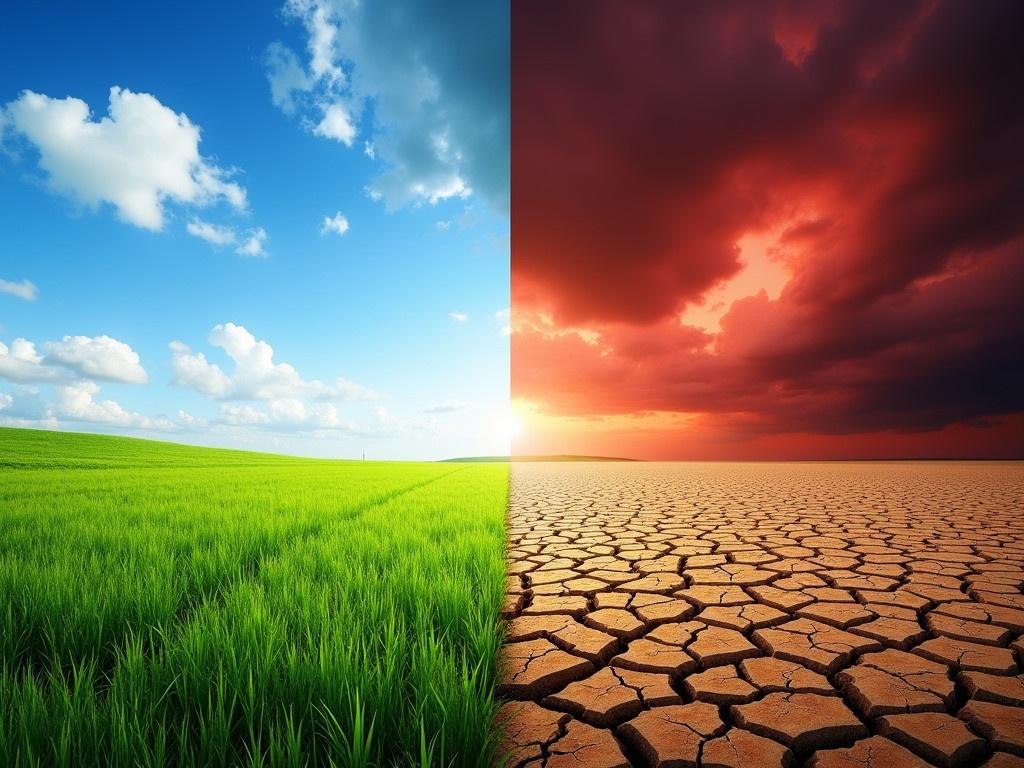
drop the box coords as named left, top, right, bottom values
left=494, top=411, right=524, bottom=451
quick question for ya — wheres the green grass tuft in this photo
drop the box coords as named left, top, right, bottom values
left=0, top=428, right=508, bottom=767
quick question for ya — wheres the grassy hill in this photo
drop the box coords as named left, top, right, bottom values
left=0, top=428, right=508, bottom=767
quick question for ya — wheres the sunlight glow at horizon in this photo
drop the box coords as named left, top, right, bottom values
left=493, top=409, right=524, bottom=454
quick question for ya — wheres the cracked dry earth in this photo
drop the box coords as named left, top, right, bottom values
left=495, top=462, right=1024, bottom=768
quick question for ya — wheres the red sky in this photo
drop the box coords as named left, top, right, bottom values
left=511, top=0, right=1024, bottom=460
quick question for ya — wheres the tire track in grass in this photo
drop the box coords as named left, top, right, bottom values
left=96, top=466, right=473, bottom=691
left=0, top=430, right=507, bottom=767
left=141, top=465, right=497, bottom=767
left=1, top=466, right=469, bottom=691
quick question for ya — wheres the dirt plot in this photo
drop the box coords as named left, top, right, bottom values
left=497, top=461, right=1024, bottom=768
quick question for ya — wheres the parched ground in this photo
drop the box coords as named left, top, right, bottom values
left=497, top=462, right=1024, bottom=768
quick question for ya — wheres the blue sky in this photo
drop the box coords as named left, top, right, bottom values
left=0, top=1, right=510, bottom=459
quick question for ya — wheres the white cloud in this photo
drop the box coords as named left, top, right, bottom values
left=298, top=0, right=343, bottom=84
left=0, top=418, right=59, bottom=429
left=0, top=385, right=56, bottom=425
left=412, top=175, right=470, bottom=207
left=43, top=335, right=147, bottom=384
left=55, top=380, right=131, bottom=424
left=450, top=311, right=469, bottom=323
left=169, top=340, right=232, bottom=397
left=333, top=379, right=381, bottom=400
left=425, top=400, right=466, bottom=414
left=187, top=219, right=237, bottom=247
left=219, top=399, right=353, bottom=431
left=265, top=42, right=313, bottom=114
left=176, top=409, right=208, bottom=429
left=208, top=322, right=305, bottom=400
left=0, top=411, right=60, bottom=430
left=186, top=220, right=266, bottom=257
left=0, top=340, right=53, bottom=383
left=172, top=323, right=379, bottom=403
left=54, top=380, right=173, bottom=430
left=321, top=211, right=349, bottom=236
left=235, top=228, right=268, bottom=257
left=219, top=402, right=271, bottom=426
left=9, top=339, right=42, bottom=365
left=2, top=335, right=147, bottom=384
left=435, top=220, right=452, bottom=232
left=313, top=103, right=356, bottom=146
left=0, top=278, right=38, bottom=301
left=265, top=0, right=508, bottom=212
left=0, top=334, right=191, bottom=435
left=3, top=87, right=247, bottom=230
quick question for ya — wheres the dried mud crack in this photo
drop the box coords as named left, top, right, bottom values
left=495, top=461, right=1024, bottom=768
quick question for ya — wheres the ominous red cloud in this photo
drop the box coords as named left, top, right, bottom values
left=512, top=0, right=1024, bottom=459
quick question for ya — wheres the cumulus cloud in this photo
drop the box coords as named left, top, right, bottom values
left=3, top=87, right=246, bottom=231
left=0, top=340, right=54, bottom=383
left=313, top=103, right=356, bottom=145
left=0, top=278, right=37, bottom=301
left=185, top=220, right=267, bottom=257
left=176, top=409, right=208, bottom=430
left=55, top=380, right=134, bottom=425
left=168, top=340, right=231, bottom=397
left=171, top=322, right=379, bottom=405
left=54, top=380, right=173, bottom=430
left=186, top=219, right=237, bottom=247
left=170, top=323, right=382, bottom=434
left=265, top=0, right=508, bottom=212
left=449, top=311, right=468, bottom=323
left=1, top=334, right=146, bottom=385
left=300, top=0, right=343, bottom=83
left=235, top=228, right=268, bottom=257
left=219, top=402, right=271, bottom=426
left=219, top=399, right=354, bottom=431
left=0, top=335, right=181, bottom=434
left=210, top=322, right=310, bottom=400
left=0, top=387, right=60, bottom=429
left=265, top=42, right=313, bottom=114
left=0, top=385, right=56, bottom=426
left=321, top=211, right=349, bottom=236
left=43, top=335, right=147, bottom=384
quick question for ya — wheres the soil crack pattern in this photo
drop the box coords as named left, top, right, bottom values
left=495, top=461, right=1024, bottom=768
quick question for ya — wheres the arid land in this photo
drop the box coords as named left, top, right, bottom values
left=499, top=461, right=1024, bottom=768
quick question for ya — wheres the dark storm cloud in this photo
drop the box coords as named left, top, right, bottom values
left=513, top=0, right=1024, bottom=456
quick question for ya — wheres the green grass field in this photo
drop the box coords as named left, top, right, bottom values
left=0, top=428, right=508, bottom=767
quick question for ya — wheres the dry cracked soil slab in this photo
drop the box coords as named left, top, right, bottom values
left=496, top=461, right=1024, bottom=767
